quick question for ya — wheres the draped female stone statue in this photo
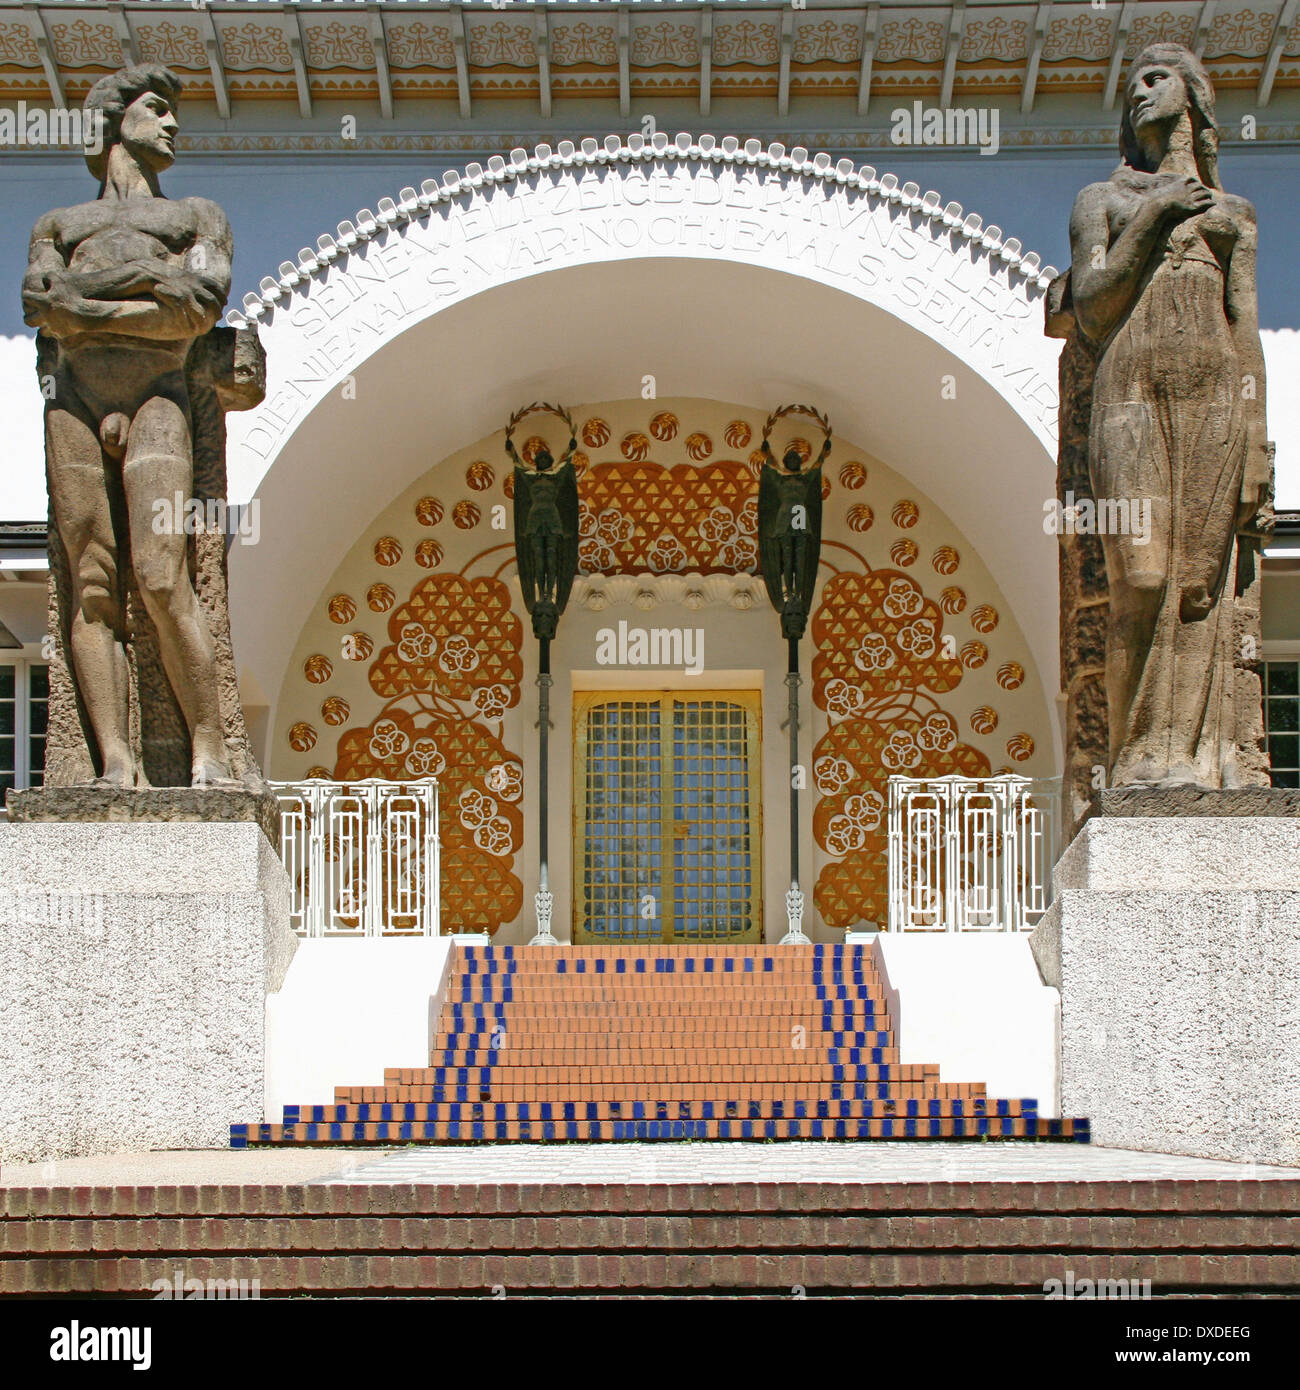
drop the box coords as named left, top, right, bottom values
left=1058, top=43, right=1271, bottom=790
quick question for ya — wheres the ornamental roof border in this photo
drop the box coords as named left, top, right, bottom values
left=229, top=128, right=1060, bottom=324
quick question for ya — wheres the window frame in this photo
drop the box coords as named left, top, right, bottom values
left=1262, top=652, right=1300, bottom=789
left=0, top=654, right=49, bottom=794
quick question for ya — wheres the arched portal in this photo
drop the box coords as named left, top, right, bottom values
left=226, top=134, right=1065, bottom=760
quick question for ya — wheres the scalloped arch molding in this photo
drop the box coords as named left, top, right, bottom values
left=225, top=133, right=1066, bottom=756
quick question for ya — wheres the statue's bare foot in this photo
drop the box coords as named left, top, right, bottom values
left=191, top=758, right=237, bottom=789
left=93, top=756, right=137, bottom=791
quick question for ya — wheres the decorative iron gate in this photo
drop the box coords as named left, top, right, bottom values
left=271, top=780, right=441, bottom=937
left=887, top=774, right=1058, bottom=932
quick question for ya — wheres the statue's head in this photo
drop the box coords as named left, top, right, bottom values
left=83, top=63, right=182, bottom=183
left=1120, top=43, right=1220, bottom=190
left=782, top=447, right=803, bottom=473
left=533, top=445, right=555, bottom=472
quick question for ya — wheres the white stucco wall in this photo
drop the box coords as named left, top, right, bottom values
left=263, top=936, right=457, bottom=1117
left=874, top=933, right=1060, bottom=1116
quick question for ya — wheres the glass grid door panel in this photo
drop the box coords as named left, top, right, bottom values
left=579, top=699, right=663, bottom=942
left=672, top=700, right=757, bottom=941
left=574, top=692, right=762, bottom=944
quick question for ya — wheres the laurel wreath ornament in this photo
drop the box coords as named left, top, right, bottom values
left=761, top=403, right=832, bottom=467
left=505, top=401, right=577, bottom=466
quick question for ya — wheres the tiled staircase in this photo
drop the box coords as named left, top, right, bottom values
left=233, top=943, right=1088, bottom=1146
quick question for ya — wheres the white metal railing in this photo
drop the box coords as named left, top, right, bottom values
left=887, top=774, right=1059, bottom=932
left=270, top=780, right=441, bottom=937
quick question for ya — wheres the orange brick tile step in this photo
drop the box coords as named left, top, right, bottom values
left=231, top=944, right=1090, bottom=1146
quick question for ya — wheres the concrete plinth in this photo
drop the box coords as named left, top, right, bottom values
left=0, top=822, right=296, bottom=1164
left=1031, top=816, right=1300, bottom=1167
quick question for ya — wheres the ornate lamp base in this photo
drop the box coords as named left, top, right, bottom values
left=779, top=882, right=811, bottom=945
left=529, top=888, right=559, bottom=946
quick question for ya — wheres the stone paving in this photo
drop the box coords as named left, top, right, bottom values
left=3, top=1142, right=1296, bottom=1189
left=310, top=1142, right=1300, bottom=1185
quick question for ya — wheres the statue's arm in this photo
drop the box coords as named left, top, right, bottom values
left=24, top=209, right=226, bottom=341
left=128, top=197, right=230, bottom=337
left=1069, top=179, right=1200, bottom=345
left=61, top=262, right=173, bottom=298
left=21, top=212, right=66, bottom=329
left=1225, top=200, right=1270, bottom=517
left=181, top=197, right=233, bottom=324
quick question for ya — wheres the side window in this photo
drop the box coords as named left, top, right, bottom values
left=28, top=663, right=48, bottom=788
left=1265, top=661, right=1300, bottom=789
left=0, top=665, right=14, bottom=793
left=0, top=662, right=49, bottom=793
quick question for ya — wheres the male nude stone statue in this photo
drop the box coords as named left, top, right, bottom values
left=22, top=64, right=234, bottom=788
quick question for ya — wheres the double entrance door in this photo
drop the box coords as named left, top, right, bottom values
left=573, top=690, right=763, bottom=943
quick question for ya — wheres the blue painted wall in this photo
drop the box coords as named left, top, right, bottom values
left=4, top=141, right=1299, bottom=337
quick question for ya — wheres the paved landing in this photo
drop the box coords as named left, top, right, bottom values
left=309, top=1142, right=1300, bottom=1185
left=4, top=1143, right=1295, bottom=1190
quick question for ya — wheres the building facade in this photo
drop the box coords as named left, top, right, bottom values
left=3, top=0, right=1300, bottom=950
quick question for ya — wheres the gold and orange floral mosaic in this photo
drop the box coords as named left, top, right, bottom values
left=282, top=402, right=1043, bottom=936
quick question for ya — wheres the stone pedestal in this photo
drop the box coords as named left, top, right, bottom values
left=7, top=784, right=281, bottom=848
left=0, top=822, right=296, bottom=1164
left=1031, top=816, right=1300, bottom=1167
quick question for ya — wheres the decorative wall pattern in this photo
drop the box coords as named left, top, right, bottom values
left=136, top=20, right=208, bottom=71
left=302, top=21, right=374, bottom=72
left=576, top=450, right=758, bottom=577
left=317, top=572, right=525, bottom=935
left=792, top=19, right=863, bottom=64
left=960, top=15, right=1032, bottom=63
left=630, top=21, right=700, bottom=67
left=712, top=16, right=782, bottom=65
left=3, top=0, right=1300, bottom=114
left=47, top=20, right=117, bottom=67
left=808, top=478, right=1040, bottom=930
left=876, top=18, right=948, bottom=63
left=4, top=3, right=1300, bottom=113
left=280, top=399, right=1049, bottom=941
left=220, top=25, right=294, bottom=72
left=465, top=19, right=536, bottom=70
left=386, top=22, right=456, bottom=70
left=0, top=23, right=40, bottom=65
left=551, top=20, right=619, bottom=67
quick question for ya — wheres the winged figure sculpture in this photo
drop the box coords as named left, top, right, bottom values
left=507, top=409, right=580, bottom=641
left=757, top=430, right=829, bottom=641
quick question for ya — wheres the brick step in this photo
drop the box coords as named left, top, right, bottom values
left=450, top=989, right=895, bottom=1000
left=233, top=1116, right=1085, bottom=1144
left=334, top=1084, right=989, bottom=1104
left=14, top=1209, right=1296, bottom=1258
left=446, top=1004, right=892, bottom=1022
left=433, top=1029, right=895, bottom=1046
left=430, top=1049, right=904, bottom=1067
left=284, top=1098, right=1040, bottom=1122
left=455, top=966, right=887, bottom=980
left=458, top=944, right=864, bottom=959
left=11, top=1246, right=1292, bottom=1297
left=378, top=1068, right=940, bottom=1089
left=13, top=1180, right=1290, bottom=1296
left=450, top=980, right=886, bottom=989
